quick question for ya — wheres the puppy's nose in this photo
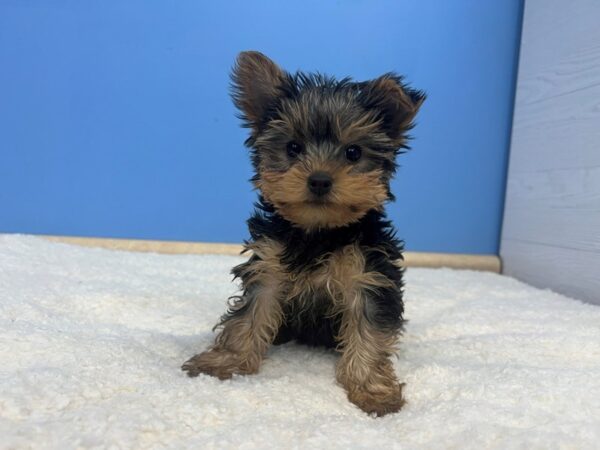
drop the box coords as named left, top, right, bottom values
left=307, top=172, right=333, bottom=197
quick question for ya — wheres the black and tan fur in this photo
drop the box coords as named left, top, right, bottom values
left=182, top=51, right=425, bottom=417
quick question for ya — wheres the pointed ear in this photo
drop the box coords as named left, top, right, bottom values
left=359, top=74, right=426, bottom=141
left=231, top=51, right=286, bottom=129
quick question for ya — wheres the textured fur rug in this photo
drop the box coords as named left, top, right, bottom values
left=1, top=235, right=599, bottom=449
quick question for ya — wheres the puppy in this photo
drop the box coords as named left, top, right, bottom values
left=183, top=51, right=425, bottom=416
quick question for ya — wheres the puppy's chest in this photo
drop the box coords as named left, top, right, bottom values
left=280, top=242, right=367, bottom=305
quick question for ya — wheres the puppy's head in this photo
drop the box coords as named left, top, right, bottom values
left=231, top=51, right=425, bottom=231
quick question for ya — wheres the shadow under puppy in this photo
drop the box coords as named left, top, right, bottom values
left=183, top=51, right=425, bottom=417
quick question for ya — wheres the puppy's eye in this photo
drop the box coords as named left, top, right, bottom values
left=286, top=141, right=304, bottom=158
left=345, top=145, right=362, bottom=162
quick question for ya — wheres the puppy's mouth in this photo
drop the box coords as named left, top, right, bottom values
left=299, top=199, right=360, bottom=214
left=279, top=199, right=332, bottom=207
left=305, top=198, right=331, bottom=205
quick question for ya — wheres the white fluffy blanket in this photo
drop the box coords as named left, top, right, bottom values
left=0, top=235, right=599, bottom=449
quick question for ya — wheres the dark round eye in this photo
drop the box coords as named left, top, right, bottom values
left=286, top=141, right=304, bottom=158
left=345, top=145, right=362, bottom=162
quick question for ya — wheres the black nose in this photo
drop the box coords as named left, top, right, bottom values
left=307, top=172, right=333, bottom=197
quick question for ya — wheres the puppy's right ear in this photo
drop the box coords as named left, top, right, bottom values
left=231, top=51, right=286, bottom=129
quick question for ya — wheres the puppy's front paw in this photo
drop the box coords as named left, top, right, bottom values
left=347, top=382, right=406, bottom=417
left=181, top=349, right=254, bottom=380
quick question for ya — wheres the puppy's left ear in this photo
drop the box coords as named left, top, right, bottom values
left=359, top=74, right=426, bottom=142
left=231, top=51, right=286, bottom=130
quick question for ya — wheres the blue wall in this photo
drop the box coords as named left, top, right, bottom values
left=0, top=0, right=523, bottom=254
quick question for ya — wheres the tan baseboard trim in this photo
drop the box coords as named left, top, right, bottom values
left=40, top=235, right=245, bottom=256
left=35, top=234, right=501, bottom=272
left=401, top=251, right=500, bottom=272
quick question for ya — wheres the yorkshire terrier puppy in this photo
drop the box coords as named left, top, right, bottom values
left=183, top=51, right=425, bottom=416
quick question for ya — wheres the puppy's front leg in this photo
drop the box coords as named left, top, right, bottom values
left=336, top=286, right=405, bottom=417
left=183, top=242, right=285, bottom=379
left=182, top=282, right=283, bottom=379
